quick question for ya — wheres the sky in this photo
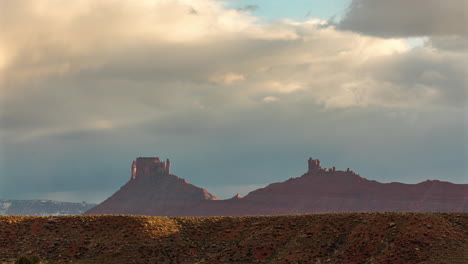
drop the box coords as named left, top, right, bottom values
left=0, top=0, right=467, bottom=203
left=223, top=0, right=351, bottom=21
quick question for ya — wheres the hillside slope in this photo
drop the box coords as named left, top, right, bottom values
left=86, top=157, right=468, bottom=216
left=0, top=213, right=467, bottom=264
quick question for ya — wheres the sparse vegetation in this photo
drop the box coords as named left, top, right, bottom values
left=0, top=213, right=467, bottom=264
left=14, top=256, right=40, bottom=264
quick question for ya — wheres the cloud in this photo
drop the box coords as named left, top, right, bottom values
left=338, top=0, right=468, bottom=37
left=1, top=0, right=464, bottom=137
left=237, top=4, right=259, bottom=13
left=262, top=96, right=279, bottom=103
left=0, top=0, right=466, bottom=200
left=209, top=72, right=246, bottom=84
left=427, top=36, right=468, bottom=52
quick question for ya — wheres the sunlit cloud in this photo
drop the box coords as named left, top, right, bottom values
left=209, top=72, right=246, bottom=84
left=262, top=96, right=279, bottom=103
left=1, top=0, right=464, bottom=141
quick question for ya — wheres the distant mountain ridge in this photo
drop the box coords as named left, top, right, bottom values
left=86, top=157, right=468, bottom=216
left=0, top=200, right=96, bottom=216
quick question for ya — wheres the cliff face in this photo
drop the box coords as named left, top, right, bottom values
left=86, top=157, right=468, bottom=216
left=131, top=157, right=170, bottom=180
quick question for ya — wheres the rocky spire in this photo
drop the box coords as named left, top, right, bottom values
left=232, top=193, right=243, bottom=199
left=131, top=160, right=137, bottom=179
left=166, top=158, right=171, bottom=175
left=307, top=157, right=322, bottom=172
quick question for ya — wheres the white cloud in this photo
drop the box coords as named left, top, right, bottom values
left=0, top=0, right=464, bottom=143
left=262, top=96, right=279, bottom=103
left=209, top=72, right=246, bottom=84
left=266, top=81, right=304, bottom=94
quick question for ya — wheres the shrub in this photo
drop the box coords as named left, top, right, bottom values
left=14, top=256, right=41, bottom=264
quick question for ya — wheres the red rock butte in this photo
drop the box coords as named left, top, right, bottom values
left=131, top=157, right=171, bottom=179
left=86, top=157, right=468, bottom=216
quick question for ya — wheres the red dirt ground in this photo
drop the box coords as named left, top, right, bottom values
left=0, top=213, right=466, bottom=263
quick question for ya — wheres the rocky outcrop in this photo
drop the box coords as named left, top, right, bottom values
left=85, top=157, right=218, bottom=216
left=228, top=194, right=244, bottom=200
left=307, top=157, right=321, bottom=172
left=86, top=157, right=468, bottom=216
left=131, top=157, right=170, bottom=180
left=239, top=158, right=468, bottom=215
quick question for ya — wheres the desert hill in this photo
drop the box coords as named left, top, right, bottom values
left=1, top=213, right=467, bottom=264
left=0, top=200, right=95, bottom=216
left=86, top=157, right=468, bottom=216
left=86, top=157, right=218, bottom=216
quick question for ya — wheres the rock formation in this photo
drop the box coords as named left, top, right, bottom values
left=86, top=157, right=217, bottom=216
left=229, top=194, right=244, bottom=200
left=307, top=158, right=321, bottom=172
left=131, top=157, right=170, bottom=180
left=86, top=157, right=468, bottom=216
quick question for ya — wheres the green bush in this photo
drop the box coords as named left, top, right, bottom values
left=14, top=256, right=41, bottom=264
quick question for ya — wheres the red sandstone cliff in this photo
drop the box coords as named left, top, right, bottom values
left=86, top=157, right=468, bottom=216
left=85, top=157, right=217, bottom=215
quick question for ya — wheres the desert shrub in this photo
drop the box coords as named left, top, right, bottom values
left=14, top=256, right=41, bottom=264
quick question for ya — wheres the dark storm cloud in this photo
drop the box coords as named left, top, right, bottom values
left=338, top=0, right=468, bottom=37
left=428, top=36, right=468, bottom=52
